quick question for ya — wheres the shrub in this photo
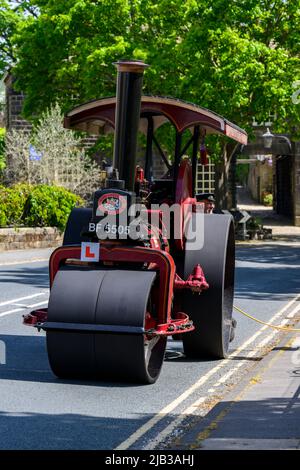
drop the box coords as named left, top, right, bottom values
left=0, top=184, right=83, bottom=230
left=4, top=104, right=100, bottom=199
left=0, top=183, right=33, bottom=226
left=262, top=192, right=273, bottom=206
left=23, top=185, right=84, bottom=231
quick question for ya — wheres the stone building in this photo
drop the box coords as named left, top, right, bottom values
left=2, top=73, right=32, bottom=132
left=240, top=129, right=300, bottom=226
left=247, top=158, right=273, bottom=202
left=2, top=72, right=98, bottom=148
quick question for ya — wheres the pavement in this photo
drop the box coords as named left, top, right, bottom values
left=1, top=201, right=300, bottom=450
left=171, top=189, right=300, bottom=450
left=237, top=186, right=300, bottom=243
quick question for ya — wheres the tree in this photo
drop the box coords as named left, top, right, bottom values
left=0, top=1, right=37, bottom=74
left=174, top=0, right=300, bottom=135
left=4, top=103, right=100, bottom=199
left=9, top=0, right=300, bottom=138
left=12, top=0, right=136, bottom=117
left=0, top=0, right=20, bottom=73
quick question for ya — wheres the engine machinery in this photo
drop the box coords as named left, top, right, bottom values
left=24, top=60, right=247, bottom=383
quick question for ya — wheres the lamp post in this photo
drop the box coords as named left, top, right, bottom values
left=262, top=128, right=292, bottom=151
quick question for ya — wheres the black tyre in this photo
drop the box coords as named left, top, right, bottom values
left=46, top=266, right=166, bottom=384
left=182, top=214, right=235, bottom=358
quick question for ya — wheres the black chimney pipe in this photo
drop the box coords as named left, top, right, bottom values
left=112, top=60, right=148, bottom=192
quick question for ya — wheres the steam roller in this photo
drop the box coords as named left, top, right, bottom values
left=24, top=60, right=247, bottom=383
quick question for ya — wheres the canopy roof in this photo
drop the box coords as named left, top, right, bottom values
left=64, top=95, right=247, bottom=145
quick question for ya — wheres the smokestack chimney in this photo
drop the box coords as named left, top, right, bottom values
left=112, top=60, right=148, bottom=191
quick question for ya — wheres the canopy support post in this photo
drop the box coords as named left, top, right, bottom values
left=145, top=116, right=154, bottom=181
left=192, top=125, right=200, bottom=196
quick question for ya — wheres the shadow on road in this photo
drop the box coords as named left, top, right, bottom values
left=0, top=265, right=49, bottom=289
left=0, top=409, right=148, bottom=449
left=0, top=334, right=143, bottom=388
left=235, top=244, right=300, bottom=301
left=236, top=244, right=300, bottom=265
left=170, top=392, right=300, bottom=450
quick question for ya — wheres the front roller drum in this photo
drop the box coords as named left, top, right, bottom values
left=46, top=267, right=166, bottom=384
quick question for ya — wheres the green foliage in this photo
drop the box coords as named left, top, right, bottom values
left=1, top=0, right=300, bottom=167
left=7, top=0, right=299, bottom=139
left=4, top=103, right=100, bottom=198
left=247, top=216, right=262, bottom=230
left=0, top=183, right=33, bottom=226
left=236, top=161, right=249, bottom=185
left=0, top=0, right=34, bottom=74
left=262, top=191, right=273, bottom=206
left=86, top=133, right=114, bottom=163
left=0, top=183, right=83, bottom=230
left=23, top=184, right=84, bottom=230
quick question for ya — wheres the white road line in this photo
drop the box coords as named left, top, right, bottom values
left=0, top=307, right=25, bottom=317
left=286, top=303, right=300, bottom=318
left=0, top=258, right=49, bottom=267
left=116, top=293, right=300, bottom=451
left=28, top=300, right=49, bottom=309
left=0, top=292, right=48, bottom=308
left=10, top=304, right=31, bottom=308
left=0, top=300, right=48, bottom=318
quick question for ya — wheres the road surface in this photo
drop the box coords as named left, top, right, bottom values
left=0, top=244, right=299, bottom=449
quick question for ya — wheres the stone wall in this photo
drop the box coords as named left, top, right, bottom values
left=248, top=161, right=273, bottom=202
left=0, top=227, right=63, bottom=251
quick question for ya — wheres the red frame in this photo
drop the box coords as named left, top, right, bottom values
left=50, top=244, right=175, bottom=325
left=24, top=159, right=206, bottom=336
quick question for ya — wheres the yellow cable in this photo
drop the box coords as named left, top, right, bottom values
left=233, top=305, right=300, bottom=332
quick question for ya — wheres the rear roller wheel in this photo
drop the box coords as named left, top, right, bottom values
left=46, top=267, right=166, bottom=384
left=182, top=214, right=235, bottom=358
left=63, top=207, right=92, bottom=245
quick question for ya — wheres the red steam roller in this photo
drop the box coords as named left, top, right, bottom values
left=24, top=60, right=247, bottom=383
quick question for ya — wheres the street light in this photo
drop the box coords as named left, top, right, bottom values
left=262, top=128, right=292, bottom=151
left=262, top=128, right=273, bottom=149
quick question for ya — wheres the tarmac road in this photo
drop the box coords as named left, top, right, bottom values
left=0, top=243, right=300, bottom=450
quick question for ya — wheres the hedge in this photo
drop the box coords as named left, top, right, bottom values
left=0, top=184, right=84, bottom=231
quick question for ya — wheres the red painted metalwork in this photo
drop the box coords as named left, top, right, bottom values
left=135, top=165, right=145, bottom=183
left=26, top=307, right=194, bottom=337
left=145, top=312, right=194, bottom=336
left=17, top=244, right=195, bottom=337
left=23, top=309, right=48, bottom=326
left=49, top=244, right=175, bottom=324
left=174, top=159, right=197, bottom=250
left=174, top=264, right=209, bottom=293
left=147, top=209, right=169, bottom=252
left=64, top=96, right=248, bottom=145
left=175, top=159, right=193, bottom=204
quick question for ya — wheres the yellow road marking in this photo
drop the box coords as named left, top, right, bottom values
left=116, top=294, right=300, bottom=450
left=189, top=336, right=296, bottom=449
